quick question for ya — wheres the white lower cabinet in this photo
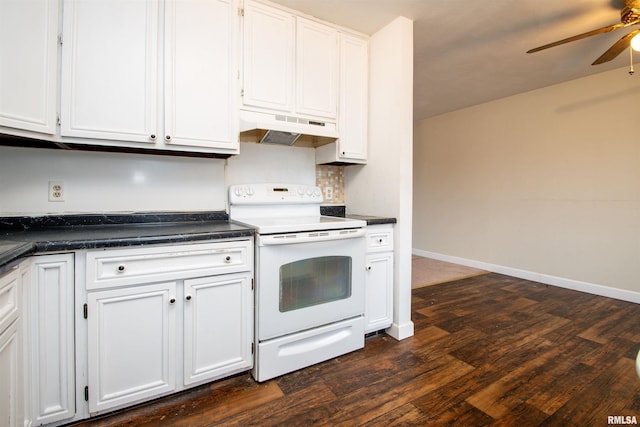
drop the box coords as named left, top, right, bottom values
left=183, top=274, right=252, bottom=385
left=0, top=265, right=20, bottom=427
left=0, top=319, right=19, bottom=427
left=364, top=224, right=394, bottom=333
left=27, top=254, right=76, bottom=426
left=83, top=240, right=253, bottom=415
left=87, top=281, right=178, bottom=413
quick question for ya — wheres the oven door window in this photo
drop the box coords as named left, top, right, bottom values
left=279, top=256, right=352, bottom=312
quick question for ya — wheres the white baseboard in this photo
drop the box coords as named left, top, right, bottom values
left=386, top=321, right=415, bottom=341
left=412, top=249, right=640, bottom=304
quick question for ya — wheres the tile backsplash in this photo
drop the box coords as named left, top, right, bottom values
left=316, top=165, right=345, bottom=204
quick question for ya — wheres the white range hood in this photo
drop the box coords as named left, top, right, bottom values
left=239, top=110, right=338, bottom=145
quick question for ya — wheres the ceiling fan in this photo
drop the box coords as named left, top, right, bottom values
left=527, top=0, right=640, bottom=65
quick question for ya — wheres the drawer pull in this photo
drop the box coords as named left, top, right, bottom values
left=225, top=255, right=231, bottom=263
left=185, top=295, right=192, bottom=301
left=117, top=264, right=126, bottom=273
left=366, top=265, right=372, bottom=271
left=377, top=238, right=383, bottom=244
left=169, top=298, right=176, bottom=304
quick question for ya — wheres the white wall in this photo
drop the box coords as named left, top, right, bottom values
left=226, top=142, right=316, bottom=188
left=0, top=142, right=317, bottom=216
left=0, top=146, right=227, bottom=214
left=413, top=66, right=640, bottom=302
left=346, top=16, right=414, bottom=340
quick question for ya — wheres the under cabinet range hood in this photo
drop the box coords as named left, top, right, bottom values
left=239, top=110, right=338, bottom=145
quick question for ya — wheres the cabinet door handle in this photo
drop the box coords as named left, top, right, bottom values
left=169, top=298, right=176, bottom=304
left=225, top=255, right=231, bottom=263
left=185, top=295, right=192, bottom=301
left=117, top=264, right=126, bottom=273
left=366, top=265, right=372, bottom=271
left=165, top=135, right=171, bottom=141
left=150, top=134, right=156, bottom=140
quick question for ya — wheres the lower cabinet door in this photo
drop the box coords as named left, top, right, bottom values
left=365, top=252, right=394, bottom=333
left=183, top=273, right=252, bottom=385
left=87, top=282, right=177, bottom=414
left=0, top=321, right=19, bottom=427
left=29, top=254, right=75, bottom=425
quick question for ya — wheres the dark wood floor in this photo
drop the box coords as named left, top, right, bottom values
left=73, top=273, right=640, bottom=426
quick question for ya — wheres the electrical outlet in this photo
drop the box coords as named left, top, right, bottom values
left=48, top=181, right=65, bottom=202
left=325, top=186, right=333, bottom=200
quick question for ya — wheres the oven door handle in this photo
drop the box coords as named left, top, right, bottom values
left=258, top=228, right=366, bottom=246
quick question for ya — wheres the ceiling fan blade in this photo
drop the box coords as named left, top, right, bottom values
left=527, top=22, right=628, bottom=54
left=592, top=28, right=640, bottom=64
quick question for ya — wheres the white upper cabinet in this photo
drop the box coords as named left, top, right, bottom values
left=0, top=0, right=58, bottom=135
left=242, top=0, right=338, bottom=122
left=61, top=0, right=159, bottom=143
left=337, top=33, right=368, bottom=161
left=164, top=0, right=238, bottom=150
left=315, top=31, right=369, bottom=164
left=295, top=17, right=337, bottom=119
left=61, top=0, right=238, bottom=154
left=242, top=1, right=294, bottom=113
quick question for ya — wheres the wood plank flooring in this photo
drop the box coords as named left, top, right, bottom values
left=71, top=273, right=640, bottom=426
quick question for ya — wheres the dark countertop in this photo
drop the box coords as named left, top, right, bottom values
left=320, top=205, right=396, bottom=225
left=347, top=215, right=397, bottom=226
left=0, top=212, right=255, bottom=275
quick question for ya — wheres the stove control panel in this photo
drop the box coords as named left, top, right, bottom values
left=229, top=183, right=323, bottom=205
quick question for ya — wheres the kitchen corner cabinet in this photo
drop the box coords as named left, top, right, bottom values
left=0, top=265, right=21, bottom=427
left=60, top=0, right=238, bottom=155
left=316, top=32, right=368, bottom=165
left=364, top=225, right=394, bottom=333
left=0, top=0, right=58, bottom=135
left=26, top=254, right=76, bottom=426
left=242, top=0, right=338, bottom=121
left=83, top=240, right=253, bottom=415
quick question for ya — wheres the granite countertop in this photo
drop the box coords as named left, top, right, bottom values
left=320, top=205, right=397, bottom=225
left=346, top=214, right=397, bottom=226
left=0, top=212, right=255, bottom=274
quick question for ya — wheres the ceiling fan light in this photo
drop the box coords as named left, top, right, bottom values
left=631, top=33, right=640, bottom=51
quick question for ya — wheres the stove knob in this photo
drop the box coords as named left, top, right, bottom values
left=234, top=187, right=245, bottom=197
left=245, top=186, right=254, bottom=196
left=313, top=188, right=322, bottom=197
left=297, top=187, right=305, bottom=196
left=306, top=187, right=313, bottom=196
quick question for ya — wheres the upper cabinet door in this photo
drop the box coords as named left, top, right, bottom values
left=338, top=33, right=368, bottom=161
left=296, top=18, right=337, bottom=120
left=242, top=0, right=294, bottom=113
left=60, top=0, right=159, bottom=143
left=164, top=0, right=238, bottom=151
left=0, top=0, right=58, bottom=134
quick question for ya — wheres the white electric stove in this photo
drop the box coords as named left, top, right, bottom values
left=228, top=183, right=367, bottom=382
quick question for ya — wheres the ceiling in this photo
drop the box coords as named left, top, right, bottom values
left=268, top=0, right=636, bottom=120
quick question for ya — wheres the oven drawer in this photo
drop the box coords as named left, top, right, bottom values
left=366, top=225, right=394, bottom=252
left=86, top=240, right=252, bottom=290
left=254, top=315, right=365, bottom=382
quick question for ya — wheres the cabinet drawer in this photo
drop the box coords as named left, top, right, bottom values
left=366, top=225, right=394, bottom=252
left=0, top=267, right=19, bottom=333
left=86, top=240, right=252, bottom=290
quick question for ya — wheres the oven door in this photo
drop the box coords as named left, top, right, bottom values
left=256, top=228, right=366, bottom=341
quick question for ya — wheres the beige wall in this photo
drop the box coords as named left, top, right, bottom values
left=346, top=16, right=414, bottom=339
left=413, top=66, right=640, bottom=300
